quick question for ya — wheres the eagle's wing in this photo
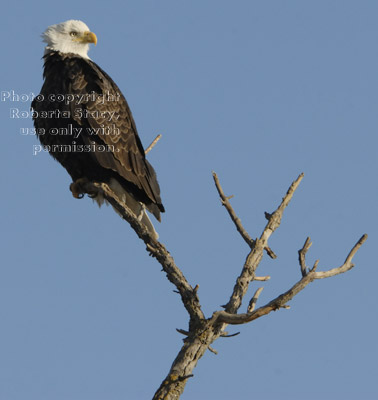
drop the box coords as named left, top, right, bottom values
left=67, top=57, right=163, bottom=215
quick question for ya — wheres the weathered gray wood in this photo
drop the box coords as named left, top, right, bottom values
left=78, top=174, right=367, bottom=400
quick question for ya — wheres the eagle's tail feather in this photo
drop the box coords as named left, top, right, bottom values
left=94, top=178, right=159, bottom=240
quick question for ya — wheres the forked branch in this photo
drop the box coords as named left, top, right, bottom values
left=215, top=233, right=367, bottom=325
left=76, top=172, right=366, bottom=400
left=223, top=172, right=304, bottom=314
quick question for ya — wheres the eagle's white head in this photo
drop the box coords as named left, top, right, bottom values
left=42, top=20, right=97, bottom=59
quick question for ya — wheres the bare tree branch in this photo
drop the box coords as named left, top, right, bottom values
left=74, top=173, right=366, bottom=400
left=145, top=134, right=162, bottom=154
left=299, top=237, right=312, bottom=276
left=312, top=234, right=367, bottom=279
left=208, top=346, right=218, bottom=355
left=220, top=331, right=240, bottom=338
left=215, top=234, right=367, bottom=325
left=247, top=287, right=264, bottom=312
left=81, top=181, right=205, bottom=325
left=212, top=171, right=255, bottom=248
left=176, top=329, right=189, bottom=337
left=254, top=276, right=271, bottom=281
left=212, top=172, right=277, bottom=259
left=224, top=173, right=304, bottom=314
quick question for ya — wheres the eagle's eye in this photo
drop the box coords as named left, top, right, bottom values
left=70, top=31, right=78, bottom=37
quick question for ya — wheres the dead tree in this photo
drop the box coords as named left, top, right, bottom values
left=81, top=169, right=367, bottom=400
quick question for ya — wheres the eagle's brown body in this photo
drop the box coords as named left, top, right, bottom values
left=32, top=51, right=164, bottom=221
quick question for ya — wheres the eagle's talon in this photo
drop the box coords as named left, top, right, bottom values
left=70, top=178, right=89, bottom=199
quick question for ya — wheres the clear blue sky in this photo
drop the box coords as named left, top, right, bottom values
left=1, top=1, right=377, bottom=399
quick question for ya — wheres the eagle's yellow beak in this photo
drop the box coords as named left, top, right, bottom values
left=81, top=31, right=97, bottom=45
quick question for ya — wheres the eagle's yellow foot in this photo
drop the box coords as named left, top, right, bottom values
left=70, top=177, right=90, bottom=199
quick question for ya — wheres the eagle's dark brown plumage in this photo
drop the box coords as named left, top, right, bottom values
left=32, top=20, right=164, bottom=236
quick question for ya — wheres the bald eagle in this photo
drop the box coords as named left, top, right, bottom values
left=32, top=20, right=164, bottom=238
